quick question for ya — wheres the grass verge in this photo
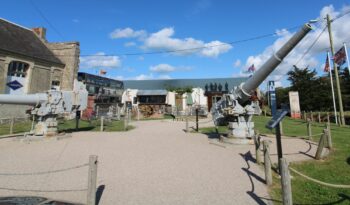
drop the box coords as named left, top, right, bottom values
left=198, top=115, right=350, bottom=204
left=0, top=118, right=134, bottom=136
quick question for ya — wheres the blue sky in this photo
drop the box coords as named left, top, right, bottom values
left=1, top=0, right=350, bottom=86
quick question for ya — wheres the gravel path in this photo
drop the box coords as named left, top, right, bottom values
left=0, top=119, right=317, bottom=205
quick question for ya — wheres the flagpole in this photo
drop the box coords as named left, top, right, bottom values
left=328, top=51, right=338, bottom=125
left=343, top=42, right=350, bottom=75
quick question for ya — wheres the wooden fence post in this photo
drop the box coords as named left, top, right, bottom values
left=263, top=140, right=272, bottom=186
left=124, top=110, right=128, bottom=131
left=303, top=111, right=307, bottom=122
left=9, top=117, right=14, bottom=134
left=87, top=155, right=98, bottom=205
left=254, top=132, right=261, bottom=165
left=318, top=112, right=321, bottom=123
left=280, top=158, right=293, bottom=205
left=327, top=112, right=330, bottom=124
left=315, top=129, right=327, bottom=160
left=307, top=119, right=312, bottom=140
left=185, top=117, right=189, bottom=133
left=325, top=125, right=333, bottom=150
left=100, top=116, right=104, bottom=132
left=310, top=111, right=314, bottom=122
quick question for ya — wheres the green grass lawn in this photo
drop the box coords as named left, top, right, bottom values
left=0, top=121, right=32, bottom=136
left=198, top=115, right=350, bottom=204
left=0, top=118, right=134, bottom=136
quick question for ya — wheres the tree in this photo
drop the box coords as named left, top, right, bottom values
left=275, top=87, right=290, bottom=109
left=286, top=66, right=333, bottom=111
left=287, top=66, right=317, bottom=111
left=339, top=67, right=350, bottom=110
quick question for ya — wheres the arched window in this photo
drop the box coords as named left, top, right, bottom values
left=7, top=61, right=29, bottom=77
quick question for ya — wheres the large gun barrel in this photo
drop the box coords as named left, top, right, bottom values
left=238, top=23, right=312, bottom=103
left=0, top=93, right=47, bottom=105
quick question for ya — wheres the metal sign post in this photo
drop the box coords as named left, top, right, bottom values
left=268, top=81, right=276, bottom=116
left=266, top=109, right=289, bottom=173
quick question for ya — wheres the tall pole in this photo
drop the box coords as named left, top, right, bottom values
left=343, top=42, right=350, bottom=74
left=327, top=14, right=345, bottom=126
left=327, top=51, right=338, bottom=125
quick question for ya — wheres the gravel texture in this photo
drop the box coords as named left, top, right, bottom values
left=0, top=119, right=317, bottom=205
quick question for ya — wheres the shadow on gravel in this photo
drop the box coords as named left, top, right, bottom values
left=96, top=184, right=105, bottom=205
left=240, top=151, right=267, bottom=205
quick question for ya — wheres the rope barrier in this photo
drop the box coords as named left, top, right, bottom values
left=187, top=119, right=213, bottom=124
left=289, top=167, right=350, bottom=189
left=0, top=187, right=87, bottom=192
left=0, top=163, right=88, bottom=176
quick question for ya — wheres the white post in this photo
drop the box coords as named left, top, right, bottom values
left=328, top=51, right=338, bottom=125
left=343, top=42, right=350, bottom=75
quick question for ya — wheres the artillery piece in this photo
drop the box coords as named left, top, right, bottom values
left=0, top=80, right=88, bottom=136
left=212, top=23, right=312, bottom=141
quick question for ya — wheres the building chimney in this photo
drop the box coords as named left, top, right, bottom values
left=32, top=27, right=46, bottom=40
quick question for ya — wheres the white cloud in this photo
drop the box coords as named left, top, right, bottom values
left=134, top=74, right=154, bottom=80
left=233, top=59, right=241, bottom=68
left=80, top=52, right=121, bottom=68
left=150, top=64, right=175, bottom=73
left=124, top=42, right=136, bottom=47
left=240, top=5, right=350, bottom=83
left=114, top=75, right=124, bottom=80
left=149, top=63, right=193, bottom=73
left=138, top=56, right=144, bottom=61
left=201, top=40, right=232, bottom=57
left=127, top=73, right=173, bottom=80
left=143, top=27, right=232, bottom=57
left=72, top=19, right=80, bottom=23
left=158, top=74, right=172, bottom=79
left=110, top=28, right=146, bottom=39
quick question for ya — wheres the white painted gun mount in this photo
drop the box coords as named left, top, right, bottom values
left=211, top=23, right=312, bottom=142
left=0, top=80, right=88, bottom=136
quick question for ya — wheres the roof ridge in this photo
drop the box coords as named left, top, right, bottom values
left=0, top=18, right=31, bottom=31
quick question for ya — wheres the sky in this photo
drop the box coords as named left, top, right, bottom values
left=1, top=0, right=350, bottom=87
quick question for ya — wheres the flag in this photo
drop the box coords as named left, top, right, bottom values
left=333, top=46, right=346, bottom=66
left=248, top=64, right=255, bottom=72
left=99, top=69, right=107, bottom=75
left=324, top=53, right=330, bottom=72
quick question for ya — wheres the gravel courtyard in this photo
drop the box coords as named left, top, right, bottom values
left=0, top=119, right=317, bottom=205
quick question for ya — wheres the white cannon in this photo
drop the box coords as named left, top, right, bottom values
left=0, top=80, right=88, bottom=136
left=212, top=23, right=313, bottom=141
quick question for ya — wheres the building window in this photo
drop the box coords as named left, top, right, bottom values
left=7, top=61, right=29, bottom=77
left=51, top=81, right=60, bottom=86
left=138, top=95, right=166, bottom=104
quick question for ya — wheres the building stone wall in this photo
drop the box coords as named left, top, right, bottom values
left=47, top=42, right=80, bottom=91
left=29, top=65, right=51, bottom=93
left=0, top=53, right=64, bottom=118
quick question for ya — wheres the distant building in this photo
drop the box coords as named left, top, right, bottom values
left=0, top=18, right=80, bottom=118
left=77, top=72, right=124, bottom=118
left=124, top=77, right=247, bottom=112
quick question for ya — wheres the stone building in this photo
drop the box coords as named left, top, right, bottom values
left=0, top=18, right=80, bottom=118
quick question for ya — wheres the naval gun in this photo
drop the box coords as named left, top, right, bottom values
left=0, top=80, right=88, bottom=136
left=212, top=23, right=312, bottom=141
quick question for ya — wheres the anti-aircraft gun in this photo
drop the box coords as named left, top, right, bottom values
left=212, top=23, right=312, bottom=141
left=0, top=80, right=88, bottom=136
